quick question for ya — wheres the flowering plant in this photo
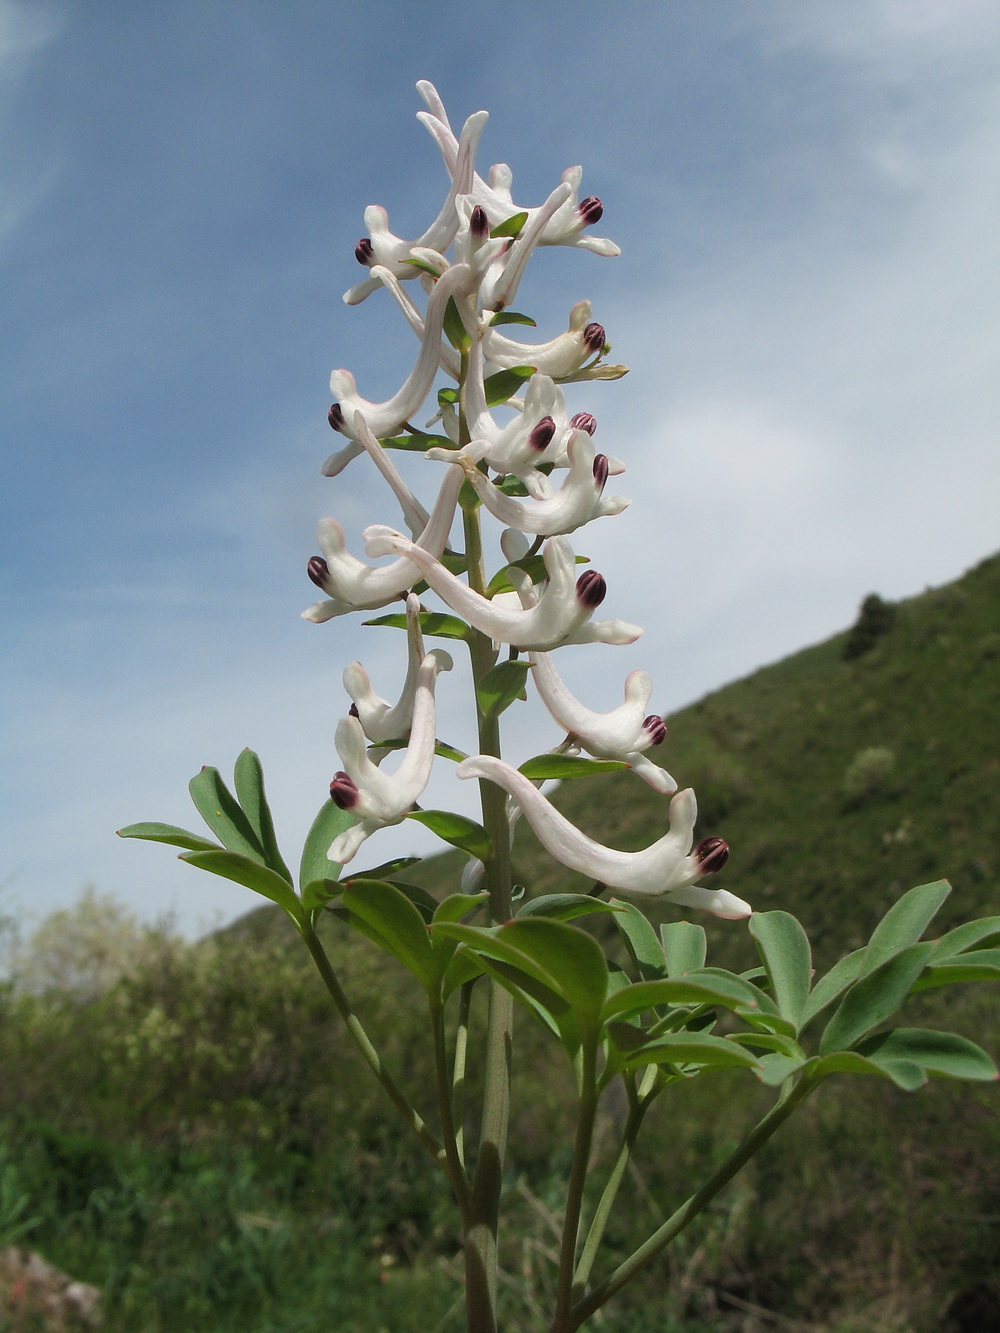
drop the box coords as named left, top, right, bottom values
left=121, top=83, right=999, bottom=1332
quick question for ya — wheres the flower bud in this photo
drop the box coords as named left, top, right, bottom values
left=576, top=569, right=607, bottom=608
left=330, top=771, right=361, bottom=810
left=582, top=322, right=606, bottom=353
left=355, top=237, right=374, bottom=266
left=694, top=836, right=730, bottom=875
left=570, top=412, right=597, bottom=436
left=470, top=205, right=490, bottom=238
left=328, top=403, right=345, bottom=432
left=642, top=715, right=667, bottom=746
left=307, top=556, right=331, bottom=588
left=592, top=454, right=609, bottom=490
left=528, top=415, right=557, bottom=452
left=578, top=196, right=604, bottom=227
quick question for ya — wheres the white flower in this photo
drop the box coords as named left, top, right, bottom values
left=328, top=653, right=448, bottom=865
left=482, top=298, right=608, bottom=380
left=445, top=430, right=629, bottom=536
left=323, top=264, right=471, bottom=477
left=455, top=758, right=750, bottom=918
left=302, top=463, right=463, bottom=622
left=343, top=593, right=453, bottom=745
left=415, top=81, right=620, bottom=258
left=362, top=531, right=642, bottom=651
left=529, top=652, right=675, bottom=792
left=343, top=107, right=487, bottom=305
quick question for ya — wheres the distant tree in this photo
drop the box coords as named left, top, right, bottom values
left=842, top=592, right=896, bottom=660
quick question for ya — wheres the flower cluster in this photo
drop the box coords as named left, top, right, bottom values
left=308, top=82, right=750, bottom=921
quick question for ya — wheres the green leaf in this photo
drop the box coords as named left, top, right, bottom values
left=433, top=893, right=488, bottom=925
left=859, top=880, right=951, bottom=977
left=819, top=942, right=935, bottom=1055
left=932, top=916, right=1000, bottom=959
left=476, top=659, right=530, bottom=720
left=911, top=952, right=1000, bottom=992
left=602, top=974, right=760, bottom=1025
left=117, top=822, right=221, bottom=853
left=489, top=310, right=536, bottom=327
left=348, top=855, right=422, bottom=881
left=609, top=1027, right=761, bottom=1073
left=436, top=918, right=607, bottom=1040
left=443, top=296, right=470, bottom=351
left=407, top=810, right=492, bottom=862
left=233, top=749, right=292, bottom=883
left=355, top=880, right=441, bottom=924
left=401, top=256, right=441, bottom=277
left=379, top=430, right=457, bottom=453
left=341, top=880, right=434, bottom=985
left=612, top=901, right=667, bottom=982
left=756, top=1053, right=808, bottom=1086
left=368, top=737, right=469, bottom=764
left=807, top=1050, right=928, bottom=1091
left=188, top=767, right=266, bottom=862
left=300, top=878, right=342, bottom=913
left=857, top=1028, right=998, bottom=1083
left=660, top=921, right=708, bottom=977
left=518, top=894, right=624, bottom=923
left=437, top=385, right=459, bottom=407
left=800, top=947, right=867, bottom=1028
left=180, top=849, right=303, bottom=921
left=363, top=611, right=473, bottom=641
left=299, top=799, right=356, bottom=892
left=518, top=754, right=628, bottom=781
left=441, top=949, right=486, bottom=999
left=728, top=1031, right=806, bottom=1060
left=490, top=210, right=528, bottom=239
left=486, top=553, right=589, bottom=598
left=749, top=911, right=812, bottom=1032
left=484, top=366, right=534, bottom=406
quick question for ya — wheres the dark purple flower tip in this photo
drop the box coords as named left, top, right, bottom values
left=328, top=403, right=345, bottom=432
left=578, top=196, right=604, bottom=226
left=576, top=569, right=607, bottom=609
left=330, top=771, right=360, bottom=810
left=570, top=411, right=597, bottom=435
left=592, top=454, right=609, bottom=490
left=307, top=556, right=331, bottom=589
left=348, top=702, right=360, bottom=719
left=470, top=204, right=489, bottom=238
left=695, top=836, right=730, bottom=876
left=528, top=415, right=557, bottom=452
left=582, top=322, right=607, bottom=353
left=642, top=715, right=667, bottom=746
left=355, top=237, right=374, bottom=266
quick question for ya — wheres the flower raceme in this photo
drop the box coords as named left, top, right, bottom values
left=305, top=80, right=748, bottom=921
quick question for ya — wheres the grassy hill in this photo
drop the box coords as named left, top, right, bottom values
left=412, top=549, right=1000, bottom=970
left=2, top=553, right=998, bottom=1332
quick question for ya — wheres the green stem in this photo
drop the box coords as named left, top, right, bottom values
left=457, top=348, right=515, bottom=1332
left=551, top=1043, right=599, bottom=1331
left=568, top=1076, right=818, bottom=1330
left=300, top=922, right=446, bottom=1169
left=453, top=979, right=474, bottom=1170
left=572, top=1089, right=654, bottom=1295
left=432, top=1000, right=472, bottom=1223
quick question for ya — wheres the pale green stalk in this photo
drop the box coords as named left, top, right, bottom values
left=551, top=1042, right=600, bottom=1332
left=431, top=999, right=472, bottom=1223
left=567, top=1076, right=818, bottom=1330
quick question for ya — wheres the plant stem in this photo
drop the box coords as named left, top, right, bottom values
left=551, top=1043, right=599, bottom=1331
left=300, top=922, right=446, bottom=1169
left=432, top=999, right=472, bottom=1223
left=572, top=1092, right=652, bottom=1295
left=453, top=979, right=474, bottom=1170
left=457, top=348, right=516, bottom=1332
left=568, top=1077, right=818, bottom=1329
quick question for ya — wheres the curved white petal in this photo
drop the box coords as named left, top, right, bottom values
left=344, top=594, right=453, bottom=743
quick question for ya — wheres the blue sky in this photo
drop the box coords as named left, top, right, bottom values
left=2, top=0, right=998, bottom=934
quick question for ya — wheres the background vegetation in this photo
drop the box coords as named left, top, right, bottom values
left=2, top=553, right=998, bottom=1331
